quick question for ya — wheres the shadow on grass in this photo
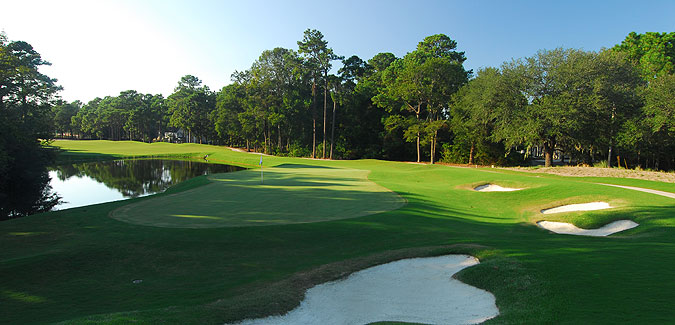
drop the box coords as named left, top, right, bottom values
left=54, top=150, right=120, bottom=164
left=275, top=164, right=337, bottom=169
left=8, top=159, right=675, bottom=324
left=212, top=172, right=362, bottom=188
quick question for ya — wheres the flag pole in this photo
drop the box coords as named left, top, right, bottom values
left=260, top=154, right=263, bottom=184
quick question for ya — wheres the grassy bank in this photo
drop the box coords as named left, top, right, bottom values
left=1, top=140, right=675, bottom=323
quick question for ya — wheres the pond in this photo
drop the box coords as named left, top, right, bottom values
left=49, top=159, right=244, bottom=210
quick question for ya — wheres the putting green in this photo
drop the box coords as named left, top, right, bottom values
left=110, top=164, right=406, bottom=228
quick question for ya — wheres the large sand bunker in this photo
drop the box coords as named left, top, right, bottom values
left=474, top=184, right=522, bottom=192
left=232, top=255, right=499, bottom=325
left=537, top=220, right=639, bottom=236
left=541, top=202, right=611, bottom=214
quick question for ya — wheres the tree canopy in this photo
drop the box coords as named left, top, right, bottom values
left=0, top=33, right=60, bottom=219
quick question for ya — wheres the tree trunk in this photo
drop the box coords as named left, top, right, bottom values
left=469, top=142, right=475, bottom=165
left=330, top=97, right=336, bottom=160
left=607, top=107, right=616, bottom=168
left=263, top=120, right=268, bottom=154
left=430, top=134, right=434, bottom=164
left=312, top=81, right=317, bottom=159
left=416, top=110, right=421, bottom=163
left=267, top=122, right=271, bottom=154
left=323, top=77, right=328, bottom=159
left=432, top=130, right=438, bottom=164
left=278, top=125, right=282, bottom=153
left=544, top=141, right=554, bottom=167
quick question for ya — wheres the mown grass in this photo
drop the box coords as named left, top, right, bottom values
left=111, top=165, right=405, bottom=228
left=1, top=140, right=674, bottom=324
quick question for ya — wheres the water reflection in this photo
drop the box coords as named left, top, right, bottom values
left=50, top=159, right=244, bottom=210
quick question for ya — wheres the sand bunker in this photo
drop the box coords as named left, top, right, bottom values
left=541, top=202, right=611, bottom=214
left=474, top=184, right=522, bottom=192
left=537, top=220, right=639, bottom=236
left=232, top=255, right=498, bottom=325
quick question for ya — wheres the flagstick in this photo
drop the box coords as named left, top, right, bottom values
left=260, top=155, right=263, bottom=184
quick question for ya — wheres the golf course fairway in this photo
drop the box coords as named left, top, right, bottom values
left=1, top=140, right=675, bottom=324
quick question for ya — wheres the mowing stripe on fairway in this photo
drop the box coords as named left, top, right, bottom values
left=110, top=164, right=406, bottom=228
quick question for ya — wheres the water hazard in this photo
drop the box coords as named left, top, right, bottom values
left=49, top=159, right=244, bottom=210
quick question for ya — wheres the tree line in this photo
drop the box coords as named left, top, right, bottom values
left=52, top=31, right=473, bottom=163
left=450, top=32, right=675, bottom=169
left=50, top=30, right=675, bottom=170
left=8, top=30, right=675, bottom=170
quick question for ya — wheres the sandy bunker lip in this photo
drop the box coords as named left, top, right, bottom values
left=537, top=220, right=639, bottom=236
left=231, top=255, right=499, bottom=325
left=541, top=202, right=611, bottom=214
left=474, top=184, right=522, bottom=192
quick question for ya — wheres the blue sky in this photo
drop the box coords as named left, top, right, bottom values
left=1, top=0, right=674, bottom=102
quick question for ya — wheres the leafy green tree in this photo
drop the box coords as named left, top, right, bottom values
left=298, top=29, right=342, bottom=158
left=449, top=67, right=526, bottom=164
left=149, top=94, right=168, bottom=141
left=53, top=100, right=81, bottom=137
left=248, top=47, right=305, bottom=153
left=613, top=32, right=675, bottom=80
left=167, top=75, right=215, bottom=143
left=496, top=48, right=596, bottom=167
left=0, top=33, right=60, bottom=219
left=73, top=97, right=107, bottom=139
left=643, top=73, right=675, bottom=135
left=375, top=34, right=469, bottom=163
left=337, top=53, right=400, bottom=159
left=587, top=50, right=643, bottom=167
left=215, top=83, right=246, bottom=146
left=639, top=73, right=675, bottom=169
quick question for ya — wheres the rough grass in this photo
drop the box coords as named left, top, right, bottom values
left=1, top=140, right=674, bottom=324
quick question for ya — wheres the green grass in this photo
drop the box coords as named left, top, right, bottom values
left=111, top=165, right=405, bottom=228
left=1, top=140, right=674, bottom=323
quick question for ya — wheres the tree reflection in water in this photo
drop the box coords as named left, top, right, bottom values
left=49, top=159, right=243, bottom=209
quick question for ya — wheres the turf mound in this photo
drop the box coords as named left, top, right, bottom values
left=231, top=255, right=498, bottom=325
left=541, top=202, right=611, bottom=214
left=110, top=165, right=406, bottom=228
left=537, top=220, right=639, bottom=236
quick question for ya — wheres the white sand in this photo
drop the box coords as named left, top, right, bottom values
left=231, top=255, right=499, bottom=325
left=537, top=220, right=639, bottom=236
left=474, top=184, right=522, bottom=192
left=541, top=202, right=611, bottom=214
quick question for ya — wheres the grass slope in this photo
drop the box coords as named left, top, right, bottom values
left=0, top=140, right=674, bottom=324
